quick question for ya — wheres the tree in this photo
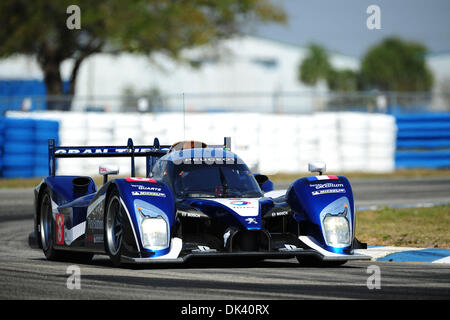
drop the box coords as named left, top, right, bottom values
left=298, top=43, right=332, bottom=86
left=298, top=43, right=359, bottom=93
left=326, top=69, right=359, bottom=92
left=360, top=37, right=434, bottom=92
left=0, top=0, right=285, bottom=103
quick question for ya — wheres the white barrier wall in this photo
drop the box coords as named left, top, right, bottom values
left=6, top=111, right=397, bottom=176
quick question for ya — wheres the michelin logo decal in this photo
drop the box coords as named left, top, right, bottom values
left=131, top=191, right=166, bottom=197
left=312, top=189, right=346, bottom=196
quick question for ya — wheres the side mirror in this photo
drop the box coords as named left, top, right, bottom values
left=99, top=164, right=119, bottom=184
left=308, top=161, right=326, bottom=175
left=253, top=173, right=274, bottom=192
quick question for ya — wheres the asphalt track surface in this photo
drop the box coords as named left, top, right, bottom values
left=0, top=178, right=449, bottom=300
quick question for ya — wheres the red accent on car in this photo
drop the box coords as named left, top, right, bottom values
left=125, top=177, right=157, bottom=183
left=56, top=214, right=64, bottom=245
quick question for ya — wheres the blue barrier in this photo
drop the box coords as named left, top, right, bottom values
left=395, top=113, right=450, bottom=169
left=0, top=117, right=59, bottom=178
left=0, top=80, right=71, bottom=114
left=0, top=117, right=3, bottom=175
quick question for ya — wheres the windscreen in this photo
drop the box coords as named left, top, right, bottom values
left=172, top=163, right=262, bottom=198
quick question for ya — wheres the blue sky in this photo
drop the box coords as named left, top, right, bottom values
left=249, top=0, right=450, bottom=57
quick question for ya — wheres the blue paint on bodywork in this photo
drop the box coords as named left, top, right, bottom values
left=114, top=179, right=176, bottom=257
left=43, top=176, right=97, bottom=206
left=287, top=176, right=355, bottom=254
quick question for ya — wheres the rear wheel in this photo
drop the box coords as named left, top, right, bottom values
left=39, top=189, right=65, bottom=261
left=40, top=188, right=94, bottom=263
left=105, top=190, right=125, bottom=267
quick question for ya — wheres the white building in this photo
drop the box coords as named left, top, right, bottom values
left=0, top=35, right=359, bottom=113
left=427, top=52, right=450, bottom=111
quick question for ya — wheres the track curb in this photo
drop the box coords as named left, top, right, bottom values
left=356, top=246, right=450, bottom=264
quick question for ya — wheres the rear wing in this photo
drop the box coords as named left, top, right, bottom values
left=48, top=137, right=231, bottom=177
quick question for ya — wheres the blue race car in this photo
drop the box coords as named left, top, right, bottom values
left=29, top=137, right=369, bottom=266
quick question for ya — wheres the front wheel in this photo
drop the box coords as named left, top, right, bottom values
left=105, top=190, right=125, bottom=267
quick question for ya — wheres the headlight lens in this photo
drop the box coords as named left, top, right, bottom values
left=323, top=215, right=350, bottom=247
left=141, top=216, right=168, bottom=250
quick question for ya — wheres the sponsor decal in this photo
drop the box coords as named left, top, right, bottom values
left=178, top=210, right=202, bottom=218
left=230, top=200, right=250, bottom=206
left=130, top=184, right=162, bottom=191
left=56, top=214, right=64, bottom=245
left=131, top=191, right=166, bottom=197
left=309, top=183, right=344, bottom=190
left=245, top=217, right=258, bottom=224
left=55, top=148, right=157, bottom=155
left=271, top=210, right=289, bottom=217
left=181, top=157, right=236, bottom=164
left=312, top=189, right=346, bottom=196
left=125, top=177, right=157, bottom=183
left=212, top=198, right=259, bottom=216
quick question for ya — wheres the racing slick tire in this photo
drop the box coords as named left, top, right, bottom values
left=39, top=188, right=65, bottom=261
left=296, top=255, right=347, bottom=267
left=104, top=188, right=126, bottom=267
left=39, top=188, right=93, bottom=263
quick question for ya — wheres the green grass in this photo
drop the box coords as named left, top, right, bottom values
left=0, top=178, right=44, bottom=189
left=356, top=204, right=450, bottom=249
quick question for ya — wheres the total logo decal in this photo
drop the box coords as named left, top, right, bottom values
left=229, top=200, right=250, bottom=206
left=212, top=199, right=259, bottom=217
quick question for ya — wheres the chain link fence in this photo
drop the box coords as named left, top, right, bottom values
left=1, top=90, right=449, bottom=115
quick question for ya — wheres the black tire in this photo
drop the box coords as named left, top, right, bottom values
left=104, top=188, right=126, bottom=267
left=40, top=188, right=94, bottom=263
left=296, top=255, right=347, bottom=267
left=39, top=188, right=66, bottom=261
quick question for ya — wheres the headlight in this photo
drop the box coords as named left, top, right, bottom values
left=323, top=215, right=350, bottom=247
left=141, top=216, right=168, bottom=250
